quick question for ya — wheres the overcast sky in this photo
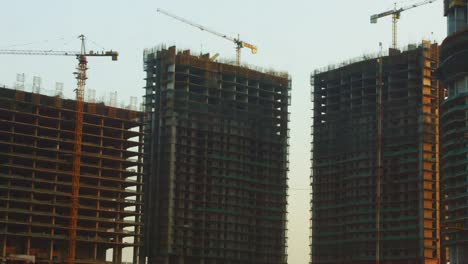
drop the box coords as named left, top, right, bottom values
left=0, top=0, right=447, bottom=263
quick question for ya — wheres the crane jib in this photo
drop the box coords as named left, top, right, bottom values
left=157, top=8, right=257, bottom=63
left=370, top=0, right=437, bottom=49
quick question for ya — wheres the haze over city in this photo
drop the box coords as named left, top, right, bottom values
left=1, top=0, right=462, bottom=263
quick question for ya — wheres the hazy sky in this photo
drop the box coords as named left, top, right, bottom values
left=0, top=0, right=447, bottom=263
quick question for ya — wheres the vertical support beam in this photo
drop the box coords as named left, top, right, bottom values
left=50, top=109, right=61, bottom=262
left=113, top=120, right=124, bottom=264
left=94, top=117, right=104, bottom=261
left=1, top=112, right=12, bottom=262
left=2, top=184, right=8, bottom=261
left=376, top=46, right=383, bottom=264
left=166, top=113, right=177, bottom=253
left=1, top=235, right=6, bottom=262
left=133, top=122, right=144, bottom=264
left=27, top=105, right=40, bottom=256
left=433, top=44, right=441, bottom=262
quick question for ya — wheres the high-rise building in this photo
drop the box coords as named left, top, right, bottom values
left=438, top=1, right=468, bottom=263
left=141, top=46, right=290, bottom=264
left=0, top=86, right=144, bottom=264
left=311, top=42, right=441, bottom=264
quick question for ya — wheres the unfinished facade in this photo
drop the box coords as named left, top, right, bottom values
left=311, top=42, right=441, bottom=263
left=0, top=87, right=144, bottom=263
left=438, top=1, right=468, bottom=263
left=141, top=46, right=290, bottom=264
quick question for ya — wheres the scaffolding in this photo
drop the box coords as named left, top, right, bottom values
left=310, top=41, right=441, bottom=264
left=0, top=86, right=144, bottom=264
left=141, top=46, right=290, bottom=264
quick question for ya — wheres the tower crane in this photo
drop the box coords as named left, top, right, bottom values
left=157, top=8, right=257, bottom=65
left=370, top=0, right=438, bottom=49
left=0, top=35, right=118, bottom=264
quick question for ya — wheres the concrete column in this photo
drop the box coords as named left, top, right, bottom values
left=2, top=236, right=6, bottom=261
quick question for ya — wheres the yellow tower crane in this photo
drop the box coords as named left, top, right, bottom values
left=370, top=0, right=438, bottom=49
left=0, top=35, right=118, bottom=264
left=157, top=8, right=257, bottom=65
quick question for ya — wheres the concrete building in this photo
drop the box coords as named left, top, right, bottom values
left=141, top=46, right=290, bottom=264
left=437, top=0, right=468, bottom=263
left=0, top=87, right=144, bottom=263
left=311, top=42, right=441, bottom=263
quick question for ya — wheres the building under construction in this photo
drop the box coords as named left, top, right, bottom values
left=0, top=87, right=144, bottom=263
left=437, top=1, right=468, bottom=263
left=311, top=42, right=441, bottom=263
left=141, top=46, right=290, bottom=264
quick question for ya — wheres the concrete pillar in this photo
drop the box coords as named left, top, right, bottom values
left=1, top=235, right=6, bottom=261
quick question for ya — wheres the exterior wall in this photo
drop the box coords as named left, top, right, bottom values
left=444, top=0, right=468, bottom=35
left=311, top=42, right=441, bottom=264
left=439, top=1, right=468, bottom=263
left=0, top=87, right=144, bottom=263
left=141, top=46, right=290, bottom=264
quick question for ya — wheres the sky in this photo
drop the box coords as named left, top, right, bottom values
left=0, top=0, right=447, bottom=263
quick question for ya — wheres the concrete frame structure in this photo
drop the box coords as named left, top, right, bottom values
left=438, top=1, right=468, bottom=263
left=311, top=42, right=441, bottom=264
left=141, top=46, right=290, bottom=264
left=0, top=87, right=144, bottom=263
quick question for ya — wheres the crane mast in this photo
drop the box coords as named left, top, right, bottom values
left=68, top=35, right=117, bottom=264
left=68, top=34, right=87, bottom=264
left=370, top=0, right=437, bottom=49
left=0, top=35, right=118, bottom=264
left=157, top=8, right=257, bottom=65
